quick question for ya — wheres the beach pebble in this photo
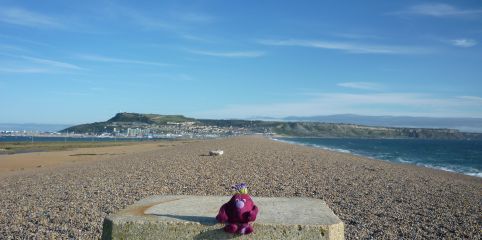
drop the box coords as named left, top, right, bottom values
left=0, top=137, right=480, bottom=239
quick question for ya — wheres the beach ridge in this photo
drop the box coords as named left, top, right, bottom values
left=0, top=136, right=480, bottom=238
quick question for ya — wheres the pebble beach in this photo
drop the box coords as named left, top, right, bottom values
left=0, top=136, right=480, bottom=239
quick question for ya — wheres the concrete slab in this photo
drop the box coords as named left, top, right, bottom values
left=102, top=195, right=344, bottom=240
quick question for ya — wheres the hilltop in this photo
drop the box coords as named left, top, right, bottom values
left=106, top=113, right=195, bottom=124
left=60, top=113, right=482, bottom=140
left=61, top=113, right=196, bottom=135
left=283, top=114, right=482, bottom=133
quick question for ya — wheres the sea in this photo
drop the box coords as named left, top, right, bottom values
left=3, top=136, right=481, bottom=178
left=274, top=137, right=482, bottom=178
left=0, top=136, right=166, bottom=143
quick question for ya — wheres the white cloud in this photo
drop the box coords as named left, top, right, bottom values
left=331, top=32, right=382, bottom=40
left=77, top=54, right=172, bottom=67
left=0, top=43, right=27, bottom=53
left=174, top=12, right=214, bottom=24
left=258, top=39, right=429, bottom=55
left=21, top=56, right=84, bottom=70
left=101, top=3, right=213, bottom=31
left=0, top=67, right=49, bottom=73
left=450, top=39, right=477, bottom=48
left=195, top=93, right=482, bottom=119
left=0, top=34, right=52, bottom=48
left=337, top=82, right=383, bottom=91
left=188, top=50, right=265, bottom=58
left=136, top=72, right=195, bottom=82
left=179, top=34, right=217, bottom=43
left=0, top=7, right=63, bottom=28
left=122, top=9, right=171, bottom=30
left=458, top=96, right=482, bottom=102
left=393, top=3, right=482, bottom=17
left=0, top=55, right=84, bottom=73
left=50, top=91, right=90, bottom=96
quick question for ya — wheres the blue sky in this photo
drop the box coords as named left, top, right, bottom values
left=0, top=0, right=481, bottom=124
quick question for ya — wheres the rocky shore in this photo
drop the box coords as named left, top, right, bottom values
left=0, top=136, right=480, bottom=239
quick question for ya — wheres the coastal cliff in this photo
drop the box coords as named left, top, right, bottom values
left=61, top=113, right=482, bottom=140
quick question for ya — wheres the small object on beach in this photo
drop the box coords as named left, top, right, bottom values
left=216, top=183, right=258, bottom=235
left=209, top=150, right=224, bottom=156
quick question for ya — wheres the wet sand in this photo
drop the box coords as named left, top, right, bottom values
left=0, top=136, right=480, bottom=239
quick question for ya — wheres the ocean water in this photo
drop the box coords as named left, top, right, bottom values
left=274, top=137, right=482, bottom=178
left=0, top=136, right=164, bottom=142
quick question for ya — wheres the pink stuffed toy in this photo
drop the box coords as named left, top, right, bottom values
left=216, top=183, right=258, bottom=235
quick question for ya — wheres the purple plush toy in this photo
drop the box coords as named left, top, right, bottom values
left=216, top=183, right=258, bottom=234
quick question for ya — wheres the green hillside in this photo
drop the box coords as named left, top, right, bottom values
left=107, top=112, right=195, bottom=124
left=272, top=122, right=481, bottom=140
left=60, top=112, right=482, bottom=140
left=61, top=112, right=195, bottom=133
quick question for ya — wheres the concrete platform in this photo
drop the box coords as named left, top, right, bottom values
left=102, top=195, right=344, bottom=240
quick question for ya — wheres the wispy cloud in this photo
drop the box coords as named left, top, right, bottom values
left=0, top=43, right=27, bottom=53
left=187, top=49, right=265, bottom=58
left=77, top=54, right=172, bottom=67
left=134, top=73, right=196, bottom=83
left=121, top=9, right=171, bottom=30
left=95, top=3, right=172, bottom=30
left=258, top=39, right=429, bottom=55
left=458, top=96, right=482, bottom=102
left=173, top=12, right=214, bottom=24
left=0, top=7, right=63, bottom=28
left=179, top=34, right=217, bottom=43
left=100, top=3, right=213, bottom=31
left=392, top=3, right=482, bottom=17
left=331, top=32, right=382, bottom=40
left=0, top=54, right=84, bottom=73
left=21, top=56, right=84, bottom=70
left=196, top=93, right=482, bottom=118
left=450, top=39, right=477, bottom=48
left=338, top=82, right=383, bottom=91
left=0, top=34, right=52, bottom=47
left=50, top=91, right=90, bottom=96
left=0, top=67, right=49, bottom=73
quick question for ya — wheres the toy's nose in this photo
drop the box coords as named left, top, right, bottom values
left=235, top=200, right=245, bottom=209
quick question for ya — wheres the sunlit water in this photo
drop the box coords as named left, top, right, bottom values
left=274, top=137, right=482, bottom=178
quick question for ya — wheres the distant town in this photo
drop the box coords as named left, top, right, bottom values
left=2, top=112, right=482, bottom=141
left=0, top=120, right=264, bottom=139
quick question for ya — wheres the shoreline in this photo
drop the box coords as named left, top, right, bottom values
left=270, top=136, right=482, bottom=178
left=2, top=135, right=480, bottom=180
left=0, top=136, right=480, bottom=238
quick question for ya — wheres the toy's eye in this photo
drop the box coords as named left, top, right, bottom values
left=242, top=199, right=246, bottom=202
left=235, top=199, right=239, bottom=202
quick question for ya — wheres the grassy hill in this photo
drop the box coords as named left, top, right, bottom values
left=107, top=112, right=195, bottom=124
left=60, top=112, right=482, bottom=140
left=272, top=122, right=481, bottom=140
left=61, top=112, right=195, bottom=133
